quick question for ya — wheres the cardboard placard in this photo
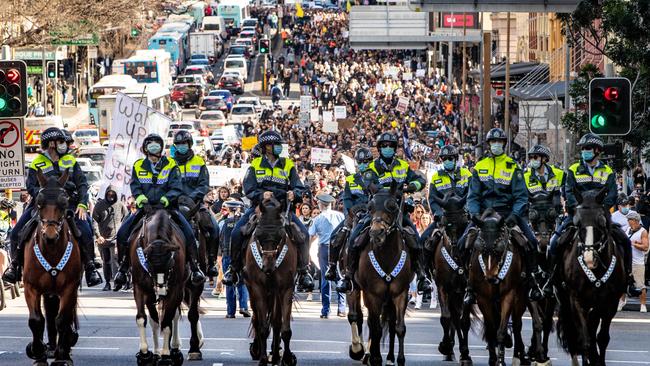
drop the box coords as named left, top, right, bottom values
left=310, top=108, right=320, bottom=122
left=334, top=105, right=347, bottom=119
left=310, top=147, right=332, bottom=164
left=396, top=96, right=409, bottom=113
left=322, top=120, right=338, bottom=133
left=241, top=136, right=258, bottom=150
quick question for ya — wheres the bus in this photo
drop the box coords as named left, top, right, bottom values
left=158, top=22, right=191, bottom=59
left=217, top=0, right=250, bottom=34
left=87, top=74, right=138, bottom=129
left=148, top=32, right=186, bottom=74
left=167, top=14, right=197, bottom=31
left=123, top=50, right=174, bottom=89
left=96, top=83, right=172, bottom=140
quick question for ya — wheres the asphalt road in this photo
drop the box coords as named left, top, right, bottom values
left=1, top=286, right=650, bottom=366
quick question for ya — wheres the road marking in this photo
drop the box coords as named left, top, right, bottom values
left=73, top=347, right=120, bottom=350
left=212, top=363, right=223, bottom=366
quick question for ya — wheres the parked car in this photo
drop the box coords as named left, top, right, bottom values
left=76, top=146, right=107, bottom=167
left=75, top=157, right=98, bottom=171
left=217, top=74, right=245, bottom=94
left=236, top=96, right=264, bottom=113
left=171, top=83, right=205, bottom=108
left=208, top=89, right=235, bottom=110
left=167, top=121, right=205, bottom=146
left=223, top=57, right=248, bottom=81
left=229, top=104, right=258, bottom=124
left=72, top=128, right=100, bottom=146
left=198, top=110, right=227, bottom=132
left=195, top=96, right=228, bottom=118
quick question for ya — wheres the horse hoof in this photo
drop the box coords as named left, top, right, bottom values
left=349, top=344, right=365, bottom=361
left=512, top=356, right=521, bottom=366
left=460, top=358, right=474, bottom=366
left=504, top=333, right=513, bottom=349
left=386, top=361, right=395, bottom=366
left=187, top=351, right=202, bottom=361
left=443, top=353, right=455, bottom=362
left=157, top=357, right=174, bottom=366
left=361, top=352, right=370, bottom=365
left=250, top=342, right=261, bottom=361
left=50, top=360, right=73, bottom=366
left=170, top=348, right=183, bottom=365
left=26, top=342, right=46, bottom=360
left=534, top=361, right=552, bottom=366
left=281, top=352, right=297, bottom=366
left=136, top=351, right=155, bottom=366
left=70, top=332, right=79, bottom=348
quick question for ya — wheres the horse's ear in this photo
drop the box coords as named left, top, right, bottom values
left=58, top=169, right=69, bottom=186
left=459, top=193, right=468, bottom=206
left=36, top=168, right=47, bottom=187
left=573, top=186, right=583, bottom=204
left=471, top=214, right=482, bottom=227
left=431, top=192, right=445, bottom=207
left=595, top=186, right=608, bottom=204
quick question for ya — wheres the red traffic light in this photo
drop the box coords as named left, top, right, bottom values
left=604, top=87, right=619, bottom=101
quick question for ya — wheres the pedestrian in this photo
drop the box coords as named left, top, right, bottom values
left=210, top=187, right=231, bottom=216
left=92, top=186, right=128, bottom=291
left=308, top=193, right=346, bottom=318
left=218, top=199, right=250, bottom=318
left=619, top=211, right=649, bottom=312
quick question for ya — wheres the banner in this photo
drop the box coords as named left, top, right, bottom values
left=206, top=165, right=247, bottom=187
left=299, top=112, right=310, bottom=128
left=334, top=105, right=347, bottom=119
left=402, top=72, right=413, bottom=81
left=102, top=92, right=171, bottom=199
left=280, top=143, right=289, bottom=158
left=222, top=125, right=240, bottom=144
left=341, top=154, right=356, bottom=174
left=322, top=120, right=338, bottom=133
left=416, top=69, right=426, bottom=78
left=310, top=147, right=332, bottom=165
left=396, top=96, right=409, bottom=113
left=410, top=140, right=432, bottom=155
left=322, top=110, right=333, bottom=123
left=241, top=136, right=258, bottom=150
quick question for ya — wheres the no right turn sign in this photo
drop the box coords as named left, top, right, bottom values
left=0, top=118, right=26, bottom=189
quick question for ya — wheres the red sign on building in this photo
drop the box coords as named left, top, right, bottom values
left=442, top=13, right=478, bottom=28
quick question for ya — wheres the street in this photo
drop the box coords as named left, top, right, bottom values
left=1, top=287, right=650, bottom=366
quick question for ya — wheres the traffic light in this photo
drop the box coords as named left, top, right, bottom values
left=58, top=61, right=65, bottom=78
left=0, top=60, right=28, bottom=117
left=259, top=38, right=270, bottom=54
left=47, top=61, right=56, bottom=78
left=589, top=77, right=631, bottom=136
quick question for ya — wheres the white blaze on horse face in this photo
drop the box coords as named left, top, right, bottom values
left=171, top=311, right=181, bottom=350
left=584, top=226, right=595, bottom=268
left=137, top=317, right=149, bottom=354
left=161, top=326, right=171, bottom=356
left=149, top=315, right=160, bottom=355
left=350, top=322, right=362, bottom=353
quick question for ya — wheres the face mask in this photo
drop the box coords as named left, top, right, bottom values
left=106, top=194, right=117, bottom=204
left=357, top=162, right=369, bottom=172
left=147, top=143, right=162, bottom=155
left=56, top=143, right=68, bottom=155
left=443, top=159, right=455, bottom=171
left=528, top=159, right=541, bottom=169
left=490, top=142, right=504, bottom=156
left=176, top=144, right=189, bottom=154
left=621, top=207, right=630, bottom=215
left=380, top=147, right=395, bottom=159
left=581, top=149, right=595, bottom=162
left=273, top=144, right=283, bottom=156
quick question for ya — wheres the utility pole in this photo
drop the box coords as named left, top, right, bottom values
left=563, top=26, right=571, bottom=169
left=482, top=31, right=492, bottom=140
left=448, top=12, right=454, bottom=95
left=505, top=12, right=511, bottom=152
left=461, top=13, right=467, bottom=145
left=41, top=44, right=47, bottom=108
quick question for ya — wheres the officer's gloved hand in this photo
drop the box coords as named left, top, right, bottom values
left=135, top=195, right=148, bottom=208
left=404, top=182, right=419, bottom=193
left=505, top=214, right=518, bottom=228
left=160, top=196, right=170, bottom=208
left=178, top=195, right=195, bottom=209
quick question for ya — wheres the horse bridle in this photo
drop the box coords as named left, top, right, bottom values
left=36, top=187, right=68, bottom=233
left=251, top=225, right=289, bottom=273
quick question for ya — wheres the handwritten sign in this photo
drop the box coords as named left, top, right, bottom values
left=300, top=95, right=311, bottom=113
left=334, top=105, right=347, bottom=119
left=396, top=96, right=410, bottom=113
left=101, top=92, right=171, bottom=199
left=310, top=147, right=332, bottom=165
left=416, top=69, right=426, bottom=78
left=322, top=110, right=333, bottom=124
left=310, top=108, right=320, bottom=122
left=322, top=120, right=338, bottom=133
left=241, top=136, right=258, bottom=150
left=206, top=165, right=247, bottom=187
left=402, top=72, right=413, bottom=81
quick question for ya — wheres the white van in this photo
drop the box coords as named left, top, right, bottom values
left=202, top=16, right=227, bottom=40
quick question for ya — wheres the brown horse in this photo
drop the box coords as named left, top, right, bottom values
left=244, top=195, right=297, bottom=366
left=23, top=170, right=82, bottom=366
left=130, top=207, right=205, bottom=366
left=555, top=188, right=625, bottom=366
left=357, top=187, right=413, bottom=366
left=468, top=209, right=527, bottom=366
left=427, top=192, right=474, bottom=365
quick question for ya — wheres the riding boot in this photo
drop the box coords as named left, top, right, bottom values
left=186, top=241, right=206, bottom=286
left=76, top=236, right=103, bottom=288
left=524, top=249, right=544, bottom=302
left=1, top=239, right=24, bottom=284
left=113, top=247, right=130, bottom=291
left=336, top=246, right=359, bottom=293
left=222, top=237, right=242, bottom=286
left=207, top=255, right=219, bottom=277
left=411, top=248, right=432, bottom=293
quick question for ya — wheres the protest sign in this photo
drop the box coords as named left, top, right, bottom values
left=375, top=83, right=385, bottom=93
left=322, top=110, right=333, bottom=123
left=396, top=96, right=409, bottom=113
left=416, top=69, right=426, bottom=78
left=102, top=92, right=171, bottom=199
left=299, top=112, right=310, bottom=128
left=310, top=147, right=332, bottom=164
left=387, top=66, right=400, bottom=79
left=402, top=72, right=413, bottom=81
left=334, top=105, right=347, bottom=119
left=322, top=120, right=338, bottom=133
left=206, top=166, right=247, bottom=187
left=241, top=136, right=258, bottom=150
left=300, top=95, right=311, bottom=113
left=310, top=108, right=320, bottom=122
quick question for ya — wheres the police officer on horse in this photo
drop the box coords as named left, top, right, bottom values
left=2, top=127, right=102, bottom=287
left=222, top=130, right=314, bottom=290
left=113, top=133, right=205, bottom=289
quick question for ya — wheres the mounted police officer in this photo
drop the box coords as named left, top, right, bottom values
left=2, top=127, right=102, bottom=287
left=113, top=133, right=205, bottom=290
left=336, top=132, right=430, bottom=293
left=222, top=130, right=314, bottom=290
left=548, top=133, right=640, bottom=296
left=171, top=130, right=220, bottom=277
left=461, top=128, right=544, bottom=305
left=419, top=144, right=472, bottom=255
left=324, top=146, right=373, bottom=282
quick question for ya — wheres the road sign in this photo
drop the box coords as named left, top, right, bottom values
left=0, top=118, right=26, bottom=189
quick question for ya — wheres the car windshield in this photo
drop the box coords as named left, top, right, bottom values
left=185, top=68, right=203, bottom=75
left=225, top=60, right=244, bottom=68
left=190, top=59, right=209, bottom=65
left=170, top=124, right=193, bottom=130
left=191, top=55, right=207, bottom=60
left=229, top=47, right=246, bottom=55
left=85, top=171, right=102, bottom=184
left=79, top=153, right=105, bottom=161
left=75, top=130, right=98, bottom=137
left=243, top=20, right=257, bottom=27
left=232, top=106, right=254, bottom=114
left=203, top=98, right=223, bottom=107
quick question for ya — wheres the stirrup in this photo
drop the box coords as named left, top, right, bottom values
left=463, top=289, right=475, bottom=305
left=2, top=265, right=21, bottom=284
left=336, top=277, right=353, bottom=293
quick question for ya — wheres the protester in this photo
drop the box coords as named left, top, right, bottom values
left=92, top=186, right=128, bottom=291
left=619, top=211, right=649, bottom=312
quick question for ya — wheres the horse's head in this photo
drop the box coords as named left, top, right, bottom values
left=141, top=210, right=181, bottom=290
left=529, top=192, right=556, bottom=252
left=368, top=186, right=401, bottom=248
left=432, top=192, right=468, bottom=239
left=35, top=169, right=70, bottom=242
left=472, top=209, right=509, bottom=284
left=573, top=187, right=610, bottom=270
left=255, top=194, right=288, bottom=274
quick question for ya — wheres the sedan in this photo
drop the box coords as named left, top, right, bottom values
left=171, top=83, right=204, bottom=108
left=217, top=75, right=244, bottom=94
left=198, top=110, right=227, bottom=132
left=208, top=89, right=235, bottom=110
left=195, top=96, right=228, bottom=118
left=229, top=104, right=258, bottom=124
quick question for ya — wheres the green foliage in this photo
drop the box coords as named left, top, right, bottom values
left=561, top=64, right=602, bottom=137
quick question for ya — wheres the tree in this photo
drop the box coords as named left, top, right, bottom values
left=560, top=64, right=603, bottom=137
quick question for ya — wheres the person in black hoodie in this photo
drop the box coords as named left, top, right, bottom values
left=92, top=186, right=128, bottom=291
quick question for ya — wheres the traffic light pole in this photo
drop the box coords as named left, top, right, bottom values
left=41, top=45, right=47, bottom=108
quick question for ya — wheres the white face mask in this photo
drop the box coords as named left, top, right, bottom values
left=56, top=142, right=68, bottom=155
left=528, top=159, right=541, bottom=169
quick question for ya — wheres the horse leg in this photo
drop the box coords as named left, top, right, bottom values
left=270, top=300, right=282, bottom=366
left=53, top=285, right=78, bottom=364
left=458, top=296, right=473, bottom=365
left=134, top=285, right=155, bottom=364
left=254, top=295, right=270, bottom=366
left=597, top=306, right=616, bottom=366
left=187, top=285, right=204, bottom=361
left=363, top=291, right=383, bottom=366
left=570, top=297, right=592, bottom=364
left=280, top=290, right=296, bottom=366
left=393, top=292, right=408, bottom=366
left=386, top=312, right=396, bottom=366
left=438, top=290, right=455, bottom=361
left=44, top=294, right=59, bottom=358
left=25, top=287, right=47, bottom=364
left=511, top=297, right=528, bottom=366
left=525, top=301, right=544, bottom=365
left=541, top=298, right=556, bottom=363
left=169, top=310, right=184, bottom=366
left=347, top=290, right=365, bottom=360
left=496, top=294, right=515, bottom=366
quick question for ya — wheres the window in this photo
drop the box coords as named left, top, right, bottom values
left=225, top=60, right=244, bottom=68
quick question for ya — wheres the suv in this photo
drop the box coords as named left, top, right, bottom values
left=195, top=96, right=229, bottom=118
left=236, top=96, right=264, bottom=113
left=227, top=45, right=250, bottom=59
left=223, top=57, right=248, bottom=81
left=234, top=38, right=255, bottom=56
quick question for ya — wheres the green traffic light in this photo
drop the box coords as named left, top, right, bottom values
left=0, top=97, right=6, bottom=111
left=591, top=114, right=606, bottom=128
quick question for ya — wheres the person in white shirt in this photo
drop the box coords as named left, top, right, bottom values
left=612, top=194, right=634, bottom=233
left=619, top=211, right=649, bottom=312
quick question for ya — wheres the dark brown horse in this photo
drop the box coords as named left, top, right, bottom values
left=468, top=209, right=527, bottom=366
left=427, top=192, right=474, bottom=365
left=130, top=207, right=205, bottom=366
left=357, top=187, right=413, bottom=366
left=244, top=195, right=297, bottom=366
left=555, top=188, right=625, bottom=366
left=23, top=170, right=82, bottom=366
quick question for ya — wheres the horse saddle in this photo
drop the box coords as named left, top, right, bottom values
left=241, top=214, right=305, bottom=245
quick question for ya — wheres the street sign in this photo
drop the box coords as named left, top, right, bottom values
left=0, top=118, right=26, bottom=189
left=408, top=0, right=580, bottom=12
left=50, top=33, right=99, bottom=46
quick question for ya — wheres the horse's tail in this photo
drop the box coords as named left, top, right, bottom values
left=555, top=290, right=577, bottom=354
left=468, top=304, right=481, bottom=336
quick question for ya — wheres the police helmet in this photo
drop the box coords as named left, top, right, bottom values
left=376, top=132, right=398, bottom=147
left=528, top=144, right=551, bottom=159
left=40, top=127, right=65, bottom=149
left=173, top=130, right=193, bottom=148
left=141, top=133, right=164, bottom=154
left=61, top=129, right=74, bottom=144
left=577, top=133, right=604, bottom=149
left=354, top=147, right=373, bottom=163
left=486, top=128, right=507, bottom=142
left=439, top=145, right=459, bottom=159
left=258, top=130, right=284, bottom=146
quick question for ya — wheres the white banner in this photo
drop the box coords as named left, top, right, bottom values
left=322, top=120, right=338, bottom=133
left=310, top=147, right=332, bottom=165
left=206, top=165, right=247, bottom=187
left=102, top=93, right=171, bottom=199
left=300, top=95, right=311, bottom=113
left=333, top=105, right=347, bottom=119
left=375, top=83, right=385, bottom=93
left=410, top=140, right=432, bottom=155
left=402, top=72, right=413, bottom=81
left=310, top=108, right=320, bottom=122
left=341, top=154, right=356, bottom=174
